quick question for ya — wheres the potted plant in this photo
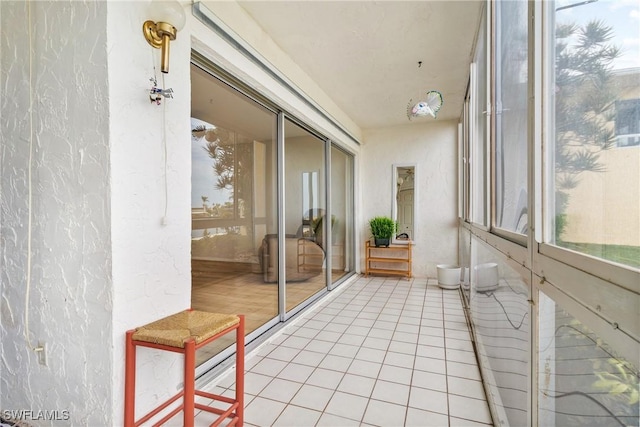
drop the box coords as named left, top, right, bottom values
left=369, top=216, right=396, bottom=247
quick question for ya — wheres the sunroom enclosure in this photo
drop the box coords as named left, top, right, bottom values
left=189, top=0, right=640, bottom=423
left=458, top=1, right=639, bottom=426
left=0, top=1, right=637, bottom=426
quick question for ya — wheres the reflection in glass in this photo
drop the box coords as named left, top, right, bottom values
left=331, top=145, right=355, bottom=284
left=301, top=171, right=319, bottom=238
left=470, top=239, right=529, bottom=426
left=549, top=1, right=640, bottom=268
left=539, top=292, right=639, bottom=426
left=284, top=119, right=327, bottom=311
left=190, top=64, right=278, bottom=366
left=459, top=228, right=472, bottom=303
left=392, top=164, right=416, bottom=242
left=191, top=121, right=253, bottom=259
left=495, top=0, right=529, bottom=234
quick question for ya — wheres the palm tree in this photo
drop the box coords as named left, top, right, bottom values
left=554, top=19, right=621, bottom=240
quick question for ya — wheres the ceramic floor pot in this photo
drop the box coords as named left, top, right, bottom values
left=436, top=264, right=461, bottom=289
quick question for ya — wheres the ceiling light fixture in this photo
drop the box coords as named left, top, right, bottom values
left=142, top=0, right=186, bottom=74
left=407, top=90, right=444, bottom=120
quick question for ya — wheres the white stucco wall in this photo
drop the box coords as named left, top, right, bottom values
left=108, top=1, right=192, bottom=424
left=1, top=1, right=193, bottom=425
left=361, top=121, right=459, bottom=278
left=1, top=2, right=113, bottom=424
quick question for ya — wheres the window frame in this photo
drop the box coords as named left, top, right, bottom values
left=489, top=0, right=530, bottom=245
left=467, top=4, right=491, bottom=230
left=535, top=0, right=640, bottom=294
left=462, top=2, right=640, bottom=426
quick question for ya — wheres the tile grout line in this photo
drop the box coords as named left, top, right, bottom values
left=195, top=277, right=492, bottom=426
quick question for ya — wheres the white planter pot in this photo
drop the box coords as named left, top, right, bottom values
left=436, top=264, right=461, bottom=289
left=475, top=262, right=499, bottom=292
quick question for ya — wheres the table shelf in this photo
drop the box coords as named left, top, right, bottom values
left=365, top=240, right=412, bottom=279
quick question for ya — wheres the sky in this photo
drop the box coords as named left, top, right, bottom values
left=191, top=117, right=231, bottom=208
left=555, top=0, right=640, bottom=70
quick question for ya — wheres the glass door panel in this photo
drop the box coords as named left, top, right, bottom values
left=283, top=118, right=327, bottom=311
left=330, top=145, right=355, bottom=285
left=191, top=64, right=278, bottom=366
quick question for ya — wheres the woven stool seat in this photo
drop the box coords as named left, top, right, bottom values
left=125, top=310, right=245, bottom=426
left=132, top=311, right=240, bottom=348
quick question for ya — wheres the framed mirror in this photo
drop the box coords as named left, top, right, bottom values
left=392, top=163, right=417, bottom=244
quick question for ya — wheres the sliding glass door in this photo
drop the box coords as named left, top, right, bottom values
left=283, top=118, right=327, bottom=311
left=190, top=59, right=356, bottom=369
left=191, top=63, right=279, bottom=365
left=330, top=144, right=355, bottom=286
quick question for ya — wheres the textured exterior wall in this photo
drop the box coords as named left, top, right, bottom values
left=362, top=122, right=459, bottom=278
left=0, top=2, right=112, bottom=425
left=107, top=1, right=192, bottom=424
left=1, top=1, right=193, bottom=425
left=561, top=71, right=640, bottom=246
left=563, top=146, right=640, bottom=246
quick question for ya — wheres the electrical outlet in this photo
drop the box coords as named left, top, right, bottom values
left=36, top=341, right=46, bottom=366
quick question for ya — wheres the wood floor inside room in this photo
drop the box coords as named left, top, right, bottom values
left=191, top=259, right=338, bottom=366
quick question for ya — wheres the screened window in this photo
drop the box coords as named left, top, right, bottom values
left=547, top=0, right=640, bottom=269
left=615, top=99, right=640, bottom=147
left=462, top=95, right=471, bottom=222
left=494, top=0, right=529, bottom=236
left=472, top=8, right=488, bottom=226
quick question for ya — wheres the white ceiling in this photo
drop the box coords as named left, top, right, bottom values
left=236, top=1, right=484, bottom=130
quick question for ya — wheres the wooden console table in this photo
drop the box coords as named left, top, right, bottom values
left=365, top=241, right=412, bottom=279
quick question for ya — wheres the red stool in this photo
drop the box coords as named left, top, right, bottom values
left=124, top=310, right=245, bottom=427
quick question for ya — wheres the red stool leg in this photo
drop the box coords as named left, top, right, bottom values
left=183, top=338, right=196, bottom=427
left=124, top=330, right=136, bottom=427
left=236, top=315, right=245, bottom=426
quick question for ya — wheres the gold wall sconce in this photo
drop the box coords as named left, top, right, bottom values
left=142, top=0, right=186, bottom=74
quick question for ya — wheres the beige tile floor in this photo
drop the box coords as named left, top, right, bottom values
left=184, top=275, right=494, bottom=426
left=190, top=260, right=347, bottom=365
